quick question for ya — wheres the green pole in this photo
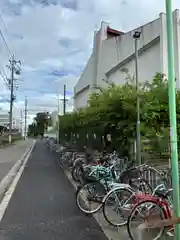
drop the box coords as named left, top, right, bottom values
left=165, top=0, right=180, bottom=238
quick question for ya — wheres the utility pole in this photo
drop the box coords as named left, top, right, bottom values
left=24, top=97, right=27, bottom=140
left=57, top=92, right=60, bottom=143
left=20, top=108, right=23, bottom=136
left=8, top=54, right=14, bottom=144
left=56, top=84, right=67, bottom=142
left=165, top=0, right=180, bottom=239
left=7, top=54, right=21, bottom=143
left=63, top=84, right=66, bottom=115
left=133, top=31, right=141, bottom=165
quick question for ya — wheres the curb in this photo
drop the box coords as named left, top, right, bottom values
left=0, top=141, right=35, bottom=204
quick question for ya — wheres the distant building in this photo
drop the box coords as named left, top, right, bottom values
left=14, top=118, right=21, bottom=130
left=0, top=109, right=22, bottom=131
left=74, top=9, right=180, bottom=110
left=50, top=111, right=58, bottom=127
left=0, top=110, right=9, bottom=127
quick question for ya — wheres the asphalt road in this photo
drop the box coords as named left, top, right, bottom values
left=0, top=141, right=108, bottom=240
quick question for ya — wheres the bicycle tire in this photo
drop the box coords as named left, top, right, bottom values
left=127, top=199, right=166, bottom=240
left=71, top=166, right=79, bottom=182
left=103, top=187, right=134, bottom=227
left=76, top=165, right=87, bottom=183
left=76, top=181, right=106, bottom=214
left=59, top=153, right=72, bottom=168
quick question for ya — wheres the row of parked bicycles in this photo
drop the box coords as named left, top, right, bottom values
left=44, top=137, right=174, bottom=240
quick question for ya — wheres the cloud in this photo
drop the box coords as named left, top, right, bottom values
left=0, top=0, right=180, bottom=125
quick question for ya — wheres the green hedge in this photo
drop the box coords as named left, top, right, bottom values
left=58, top=73, right=180, bottom=159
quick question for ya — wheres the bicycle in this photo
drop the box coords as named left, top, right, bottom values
left=127, top=184, right=173, bottom=240
left=76, top=162, right=151, bottom=227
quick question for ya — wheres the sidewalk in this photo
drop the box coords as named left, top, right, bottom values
left=0, top=139, right=34, bottom=184
left=0, top=141, right=108, bottom=240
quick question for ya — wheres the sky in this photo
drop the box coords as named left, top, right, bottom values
left=0, top=0, right=180, bottom=126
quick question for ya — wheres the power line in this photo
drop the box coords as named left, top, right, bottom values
left=0, top=74, right=9, bottom=89
left=0, top=10, right=13, bottom=57
left=0, top=62, right=10, bottom=89
left=24, top=96, right=27, bottom=139
left=0, top=70, right=8, bottom=87
left=0, top=29, right=12, bottom=57
left=0, top=69, right=8, bottom=82
left=0, top=63, right=8, bottom=79
left=0, top=11, right=14, bottom=54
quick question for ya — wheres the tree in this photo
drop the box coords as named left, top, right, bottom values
left=58, top=73, right=179, bottom=158
left=28, top=123, right=37, bottom=137
left=28, top=112, right=52, bottom=137
left=34, top=112, right=52, bottom=136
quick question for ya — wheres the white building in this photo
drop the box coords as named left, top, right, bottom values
left=74, top=9, right=180, bottom=110
left=50, top=111, right=58, bottom=127
left=0, top=110, right=9, bottom=127
left=0, top=108, right=22, bottom=130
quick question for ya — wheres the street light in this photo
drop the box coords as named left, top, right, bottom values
left=133, top=31, right=141, bottom=39
left=133, top=31, right=141, bottom=165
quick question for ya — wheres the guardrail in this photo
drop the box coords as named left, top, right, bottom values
left=0, top=132, right=22, bottom=145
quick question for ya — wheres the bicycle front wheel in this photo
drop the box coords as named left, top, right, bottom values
left=103, top=187, right=134, bottom=227
left=76, top=182, right=106, bottom=214
left=127, top=199, right=166, bottom=240
left=59, top=152, right=72, bottom=168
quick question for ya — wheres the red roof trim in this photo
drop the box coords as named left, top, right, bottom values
left=107, top=26, right=124, bottom=36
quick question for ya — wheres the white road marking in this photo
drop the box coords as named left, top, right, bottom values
left=0, top=140, right=36, bottom=222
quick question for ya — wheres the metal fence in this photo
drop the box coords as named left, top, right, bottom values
left=142, top=167, right=165, bottom=190
left=59, top=132, right=174, bottom=190
left=117, top=155, right=171, bottom=190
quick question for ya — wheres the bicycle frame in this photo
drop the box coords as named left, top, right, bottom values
left=101, top=184, right=133, bottom=208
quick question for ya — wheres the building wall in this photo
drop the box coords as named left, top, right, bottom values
left=173, top=10, right=180, bottom=87
left=74, top=17, right=161, bottom=108
left=0, top=111, right=9, bottom=126
left=74, top=23, right=109, bottom=110
left=74, top=9, right=180, bottom=110
left=51, top=111, right=58, bottom=127
left=74, top=86, right=90, bottom=110
left=14, top=118, right=21, bottom=129
left=108, top=41, right=161, bottom=85
left=159, top=10, right=180, bottom=87
left=74, top=53, right=94, bottom=94
left=98, top=18, right=160, bottom=87
left=98, top=37, right=119, bottom=85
